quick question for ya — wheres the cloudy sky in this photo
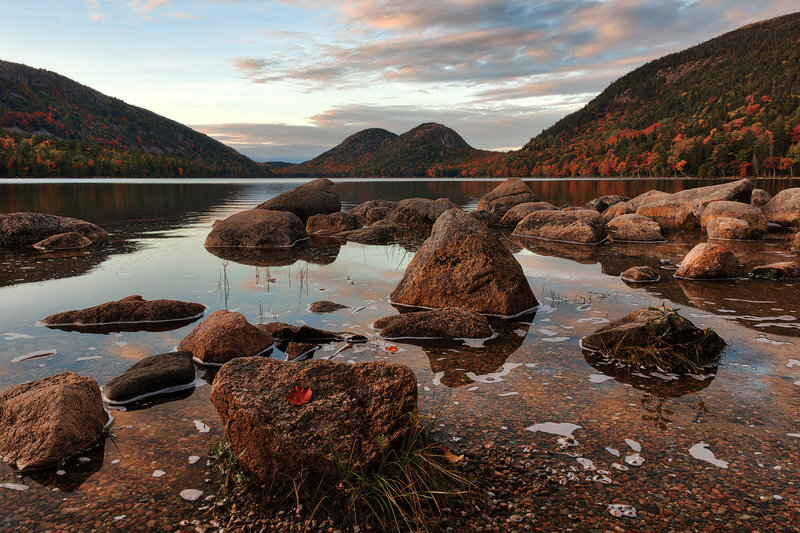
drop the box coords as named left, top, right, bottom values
left=2, top=1, right=797, bottom=162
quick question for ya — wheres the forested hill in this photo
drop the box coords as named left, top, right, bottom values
left=0, top=60, right=271, bottom=178
left=287, top=123, right=491, bottom=177
left=475, top=12, right=800, bottom=178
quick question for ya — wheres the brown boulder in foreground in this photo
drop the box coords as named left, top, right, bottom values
left=178, top=310, right=273, bottom=365
left=674, top=243, right=739, bottom=280
left=581, top=306, right=725, bottom=372
left=205, top=209, right=307, bottom=248
left=763, top=188, right=800, bottom=228
left=0, top=372, right=108, bottom=470
left=210, top=358, right=417, bottom=484
left=33, top=232, right=92, bottom=251
left=255, top=178, right=341, bottom=222
left=706, top=217, right=752, bottom=240
left=41, top=295, right=206, bottom=326
left=477, top=178, right=540, bottom=217
left=0, top=212, right=108, bottom=249
left=513, top=209, right=606, bottom=244
left=374, top=307, right=493, bottom=339
left=391, top=208, right=537, bottom=316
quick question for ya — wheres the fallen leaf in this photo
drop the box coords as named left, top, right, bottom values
left=266, top=278, right=277, bottom=283
left=385, top=345, right=399, bottom=353
left=441, top=446, right=464, bottom=463
left=286, top=385, right=312, bottom=406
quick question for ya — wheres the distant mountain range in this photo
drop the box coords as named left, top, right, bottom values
left=0, top=60, right=271, bottom=178
left=2, top=11, right=799, bottom=179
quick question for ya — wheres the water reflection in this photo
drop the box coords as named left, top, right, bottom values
left=20, top=440, right=106, bottom=493
left=205, top=236, right=343, bottom=267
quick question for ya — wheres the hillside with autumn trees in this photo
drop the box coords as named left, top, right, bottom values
left=286, top=123, right=491, bottom=177
left=0, top=60, right=271, bottom=178
left=469, top=12, right=800, bottom=178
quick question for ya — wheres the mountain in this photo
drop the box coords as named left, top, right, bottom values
left=0, top=60, right=270, bottom=178
left=288, top=123, right=490, bottom=177
left=474, top=12, right=800, bottom=178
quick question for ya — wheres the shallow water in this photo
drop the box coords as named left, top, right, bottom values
left=1, top=178, right=798, bottom=531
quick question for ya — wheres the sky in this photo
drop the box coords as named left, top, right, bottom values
left=2, top=1, right=797, bottom=162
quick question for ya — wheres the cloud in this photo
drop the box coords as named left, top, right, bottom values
left=172, top=12, right=196, bottom=19
left=90, top=13, right=105, bottom=22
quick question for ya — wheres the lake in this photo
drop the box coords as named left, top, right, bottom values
left=1, top=177, right=798, bottom=531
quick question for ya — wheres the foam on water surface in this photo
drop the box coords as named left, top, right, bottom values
left=466, top=362, right=522, bottom=384
left=689, top=443, right=728, bottom=468
left=193, top=420, right=210, bottom=433
left=180, top=489, right=203, bottom=501
left=11, top=349, right=57, bottom=362
left=525, top=422, right=582, bottom=437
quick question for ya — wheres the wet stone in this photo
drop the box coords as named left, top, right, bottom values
left=102, top=351, right=196, bottom=404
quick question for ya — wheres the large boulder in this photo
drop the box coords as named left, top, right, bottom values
left=581, top=307, right=725, bottom=373
left=391, top=208, right=537, bottom=316
left=178, top=310, right=274, bottom=365
left=700, top=201, right=766, bottom=236
left=674, top=243, right=739, bottom=280
left=627, top=190, right=671, bottom=210
left=499, top=201, right=558, bottom=228
left=706, top=217, right=752, bottom=240
left=102, top=351, right=196, bottom=404
left=635, top=199, right=703, bottom=230
left=513, top=209, right=606, bottom=244
left=0, top=212, right=108, bottom=249
left=349, top=199, right=397, bottom=219
left=33, top=232, right=92, bottom=251
left=205, top=209, right=307, bottom=248
left=382, top=198, right=452, bottom=227
left=476, top=178, right=540, bottom=217
left=41, top=295, right=205, bottom=327
left=255, top=178, right=341, bottom=222
left=763, top=188, right=800, bottom=228
left=373, top=308, right=493, bottom=339
left=601, top=200, right=635, bottom=224
left=606, top=214, right=664, bottom=242
left=586, top=195, right=629, bottom=213
left=210, top=358, right=417, bottom=484
left=751, top=261, right=800, bottom=280
left=306, top=212, right=363, bottom=235
left=0, top=372, right=108, bottom=470
left=668, top=178, right=753, bottom=206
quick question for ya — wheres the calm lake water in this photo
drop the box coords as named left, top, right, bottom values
left=1, top=178, right=798, bottom=531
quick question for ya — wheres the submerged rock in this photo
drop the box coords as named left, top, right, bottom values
left=205, top=209, right=307, bottom=248
left=0, top=212, right=108, bottom=249
left=700, top=201, right=766, bottom=237
left=391, top=208, right=537, bottom=316
left=763, top=188, right=800, bottom=228
left=674, top=243, right=739, bottom=280
left=581, top=306, right=726, bottom=373
left=255, top=178, right=341, bottom=223
left=513, top=209, right=606, bottom=244
left=373, top=308, right=493, bottom=339
left=33, top=232, right=92, bottom=251
left=178, top=310, right=273, bottom=365
left=751, top=261, right=800, bottom=280
left=308, top=301, right=348, bottom=313
left=606, top=214, right=664, bottom=242
left=305, top=212, right=363, bottom=235
left=620, top=266, right=661, bottom=283
left=41, top=295, right=205, bottom=327
left=102, top=351, right=196, bottom=404
left=0, top=372, right=108, bottom=470
left=209, top=358, right=417, bottom=484
left=257, top=322, right=367, bottom=343
left=285, top=342, right=318, bottom=361
left=499, top=201, right=558, bottom=228
left=382, top=198, right=452, bottom=226
left=477, top=178, right=540, bottom=217
left=706, top=217, right=752, bottom=240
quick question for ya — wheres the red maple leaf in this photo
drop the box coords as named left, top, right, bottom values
left=385, top=345, right=399, bottom=353
left=286, top=385, right=312, bottom=406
